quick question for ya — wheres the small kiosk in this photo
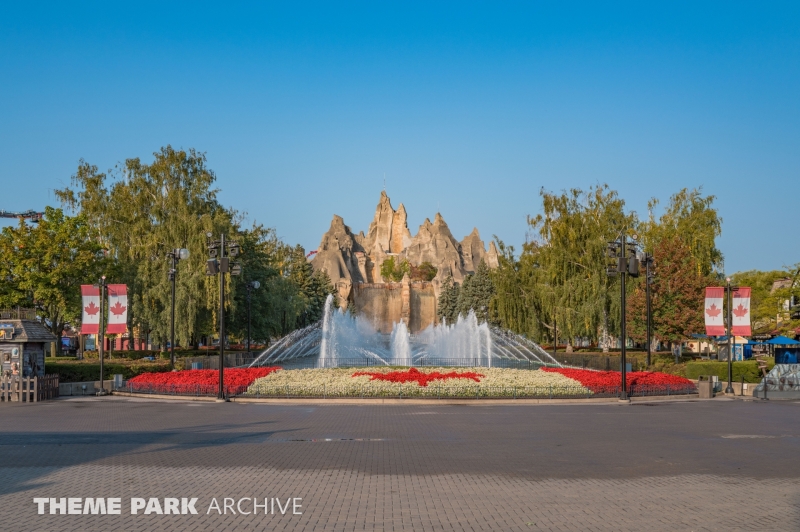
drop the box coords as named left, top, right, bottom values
left=0, top=318, right=56, bottom=378
left=0, top=315, right=60, bottom=401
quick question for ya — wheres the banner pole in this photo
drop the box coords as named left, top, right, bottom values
left=725, top=278, right=734, bottom=394
left=98, top=276, right=107, bottom=396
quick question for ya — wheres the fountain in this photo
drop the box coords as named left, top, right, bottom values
left=250, top=295, right=561, bottom=369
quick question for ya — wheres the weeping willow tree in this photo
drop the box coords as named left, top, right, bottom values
left=638, top=187, right=723, bottom=277
left=56, top=147, right=237, bottom=347
left=492, top=185, right=635, bottom=346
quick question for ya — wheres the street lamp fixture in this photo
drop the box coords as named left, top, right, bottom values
left=724, top=277, right=739, bottom=395
left=606, top=232, right=641, bottom=401
left=94, top=275, right=107, bottom=396
left=205, top=234, right=243, bottom=401
left=167, top=248, right=190, bottom=369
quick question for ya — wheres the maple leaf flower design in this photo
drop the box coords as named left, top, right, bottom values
left=110, top=302, right=127, bottom=316
left=733, top=304, right=748, bottom=318
left=84, top=301, right=100, bottom=316
left=705, top=303, right=722, bottom=317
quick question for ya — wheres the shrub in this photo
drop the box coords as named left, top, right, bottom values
left=380, top=257, right=410, bottom=282
left=685, top=359, right=775, bottom=383
left=45, top=361, right=171, bottom=382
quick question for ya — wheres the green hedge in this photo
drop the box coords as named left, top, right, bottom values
left=685, top=359, right=775, bottom=383
left=45, top=361, right=171, bottom=382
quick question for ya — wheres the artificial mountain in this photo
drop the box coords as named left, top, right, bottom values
left=311, top=191, right=499, bottom=306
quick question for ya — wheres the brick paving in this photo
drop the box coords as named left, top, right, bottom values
left=1, top=397, right=799, bottom=531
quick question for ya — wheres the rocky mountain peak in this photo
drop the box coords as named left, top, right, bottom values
left=311, top=191, right=497, bottom=303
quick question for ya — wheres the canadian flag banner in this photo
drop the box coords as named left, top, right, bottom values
left=705, top=287, right=725, bottom=336
left=731, top=287, right=752, bottom=336
left=106, top=284, right=128, bottom=334
left=81, top=285, right=101, bottom=334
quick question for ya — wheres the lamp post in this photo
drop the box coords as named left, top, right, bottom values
left=725, top=277, right=738, bottom=395
left=205, top=233, right=242, bottom=401
left=167, top=248, right=190, bottom=370
left=606, top=233, right=641, bottom=401
left=95, top=275, right=107, bottom=396
left=246, top=281, right=260, bottom=355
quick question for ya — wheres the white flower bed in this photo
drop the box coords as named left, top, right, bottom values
left=246, top=367, right=590, bottom=398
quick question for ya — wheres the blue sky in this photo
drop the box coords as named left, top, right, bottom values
left=1, top=2, right=798, bottom=273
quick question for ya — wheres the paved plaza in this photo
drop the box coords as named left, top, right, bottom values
left=1, top=396, right=799, bottom=531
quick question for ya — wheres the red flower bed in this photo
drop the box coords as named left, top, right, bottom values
left=127, top=367, right=280, bottom=395
left=352, top=367, right=484, bottom=387
left=542, top=367, right=693, bottom=392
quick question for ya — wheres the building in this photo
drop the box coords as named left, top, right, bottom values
left=0, top=318, right=57, bottom=378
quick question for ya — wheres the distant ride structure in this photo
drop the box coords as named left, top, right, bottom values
left=0, top=210, right=44, bottom=223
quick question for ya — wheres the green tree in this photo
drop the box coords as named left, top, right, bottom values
left=731, top=266, right=800, bottom=334
left=228, top=225, right=300, bottom=343
left=56, top=146, right=238, bottom=348
left=639, top=188, right=723, bottom=277
left=436, top=275, right=460, bottom=325
left=380, top=256, right=410, bottom=282
left=456, top=260, right=495, bottom=323
left=284, top=245, right=335, bottom=331
left=489, top=240, right=547, bottom=339
left=0, top=208, right=106, bottom=353
left=627, top=235, right=710, bottom=347
left=525, top=185, right=634, bottom=345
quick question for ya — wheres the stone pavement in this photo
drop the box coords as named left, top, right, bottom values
left=1, top=396, right=799, bottom=531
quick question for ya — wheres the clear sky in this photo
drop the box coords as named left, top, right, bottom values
left=1, top=2, right=798, bottom=273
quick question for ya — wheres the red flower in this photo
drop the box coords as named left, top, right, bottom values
left=127, top=367, right=280, bottom=394
left=352, top=367, right=484, bottom=387
left=542, top=367, right=693, bottom=392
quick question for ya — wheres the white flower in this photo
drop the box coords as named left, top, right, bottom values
left=246, top=367, right=589, bottom=397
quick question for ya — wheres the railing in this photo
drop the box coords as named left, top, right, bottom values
left=0, top=307, right=37, bottom=320
left=0, top=375, right=59, bottom=402
left=553, top=353, right=641, bottom=372
left=117, top=381, right=697, bottom=399
left=183, top=353, right=261, bottom=370
left=267, top=358, right=552, bottom=370
left=257, top=356, right=641, bottom=371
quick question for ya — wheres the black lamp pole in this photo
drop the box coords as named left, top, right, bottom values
left=606, top=231, right=642, bottom=401
left=97, top=275, right=106, bottom=396
left=204, top=233, right=241, bottom=401
left=620, top=233, right=628, bottom=401
left=725, top=277, right=736, bottom=394
left=218, top=233, right=226, bottom=400
left=247, top=283, right=251, bottom=355
left=167, top=248, right=189, bottom=370
left=170, top=253, right=177, bottom=370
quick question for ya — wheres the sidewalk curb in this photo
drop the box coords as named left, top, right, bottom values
left=109, top=390, right=701, bottom=406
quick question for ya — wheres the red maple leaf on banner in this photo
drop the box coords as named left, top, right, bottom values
left=109, top=302, right=127, bottom=316
left=733, top=304, right=748, bottom=318
left=706, top=304, right=722, bottom=317
left=84, top=302, right=100, bottom=316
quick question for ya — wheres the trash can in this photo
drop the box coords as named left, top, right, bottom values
left=191, top=362, right=203, bottom=370
left=698, top=376, right=714, bottom=399
left=113, top=374, right=124, bottom=389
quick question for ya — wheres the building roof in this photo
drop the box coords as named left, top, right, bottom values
left=0, top=319, right=58, bottom=343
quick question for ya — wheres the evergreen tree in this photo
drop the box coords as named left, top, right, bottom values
left=437, top=275, right=460, bottom=324
left=456, top=260, right=495, bottom=323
